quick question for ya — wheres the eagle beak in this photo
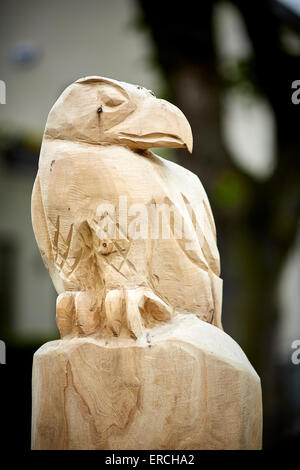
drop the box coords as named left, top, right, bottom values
left=114, top=96, right=193, bottom=154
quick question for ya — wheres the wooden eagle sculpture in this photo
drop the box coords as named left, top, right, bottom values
left=31, top=76, right=262, bottom=451
left=31, top=76, right=222, bottom=339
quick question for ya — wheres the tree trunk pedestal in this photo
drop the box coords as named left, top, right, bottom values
left=31, top=315, right=262, bottom=450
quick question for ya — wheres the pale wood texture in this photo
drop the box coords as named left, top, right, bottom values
left=32, top=315, right=262, bottom=450
left=31, top=76, right=262, bottom=450
left=31, top=76, right=221, bottom=339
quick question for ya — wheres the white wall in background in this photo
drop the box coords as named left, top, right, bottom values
left=0, top=0, right=163, bottom=339
left=0, top=0, right=161, bottom=134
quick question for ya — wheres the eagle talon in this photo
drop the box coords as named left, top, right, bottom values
left=56, top=291, right=100, bottom=338
left=104, top=288, right=173, bottom=339
left=105, top=290, right=124, bottom=337
left=56, top=292, right=74, bottom=338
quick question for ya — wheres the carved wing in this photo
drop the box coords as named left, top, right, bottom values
left=31, top=175, right=56, bottom=281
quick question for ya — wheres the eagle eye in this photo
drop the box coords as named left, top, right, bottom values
left=100, top=86, right=127, bottom=108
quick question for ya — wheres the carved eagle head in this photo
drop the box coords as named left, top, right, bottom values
left=44, top=75, right=193, bottom=153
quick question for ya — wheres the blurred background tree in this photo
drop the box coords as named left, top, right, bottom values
left=0, top=0, right=299, bottom=451
left=137, top=0, right=300, bottom=446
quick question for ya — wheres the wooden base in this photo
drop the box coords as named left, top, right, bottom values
left=31, top=315, right=262, bottom=450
